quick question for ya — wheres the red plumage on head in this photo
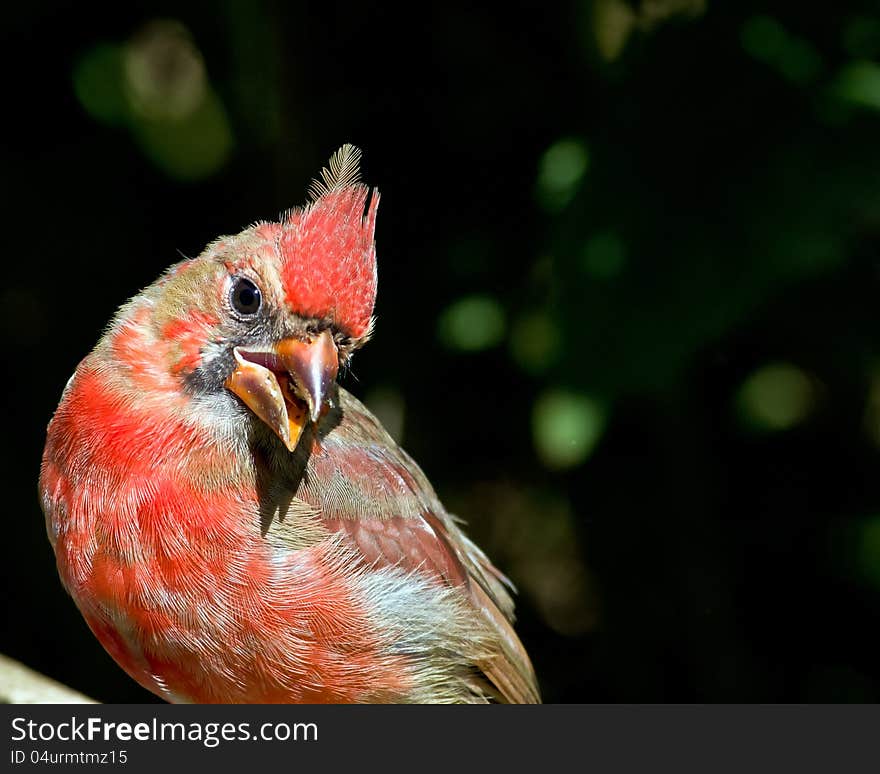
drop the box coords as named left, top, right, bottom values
left=279, top=146, right=379, bottom=339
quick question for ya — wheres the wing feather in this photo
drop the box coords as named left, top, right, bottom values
left=275, top=389, right=540, bottom=703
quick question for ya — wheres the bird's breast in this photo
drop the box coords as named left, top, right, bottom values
left=41, top=367, right=414, bottom=702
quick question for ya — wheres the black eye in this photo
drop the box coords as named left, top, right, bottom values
left=230, top=276, right=262, bottom=315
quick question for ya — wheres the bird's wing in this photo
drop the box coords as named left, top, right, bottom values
left=271, top=389, right=540, bottom=703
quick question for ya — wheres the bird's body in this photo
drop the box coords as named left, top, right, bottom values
left=39, top=147, right=539, bottom=703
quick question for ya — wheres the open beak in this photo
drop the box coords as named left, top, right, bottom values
left=224, top=329, right=339, bottom=452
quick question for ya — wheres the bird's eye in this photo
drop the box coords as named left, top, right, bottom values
left=229, top=276, right=262, bottom=315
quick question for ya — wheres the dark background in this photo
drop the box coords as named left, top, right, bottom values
left=3, top=0, right=880, bottom=703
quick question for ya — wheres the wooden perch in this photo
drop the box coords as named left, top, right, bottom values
left=0, top=653, right=96, bottom=704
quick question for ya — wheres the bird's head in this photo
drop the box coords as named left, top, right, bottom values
left=138, top=144, right=378, bottom=452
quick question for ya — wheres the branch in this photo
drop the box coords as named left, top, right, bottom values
left=0, top=653, right=96, bottom=704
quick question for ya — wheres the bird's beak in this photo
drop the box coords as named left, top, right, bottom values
left=224, top=329, right=339, bottom=452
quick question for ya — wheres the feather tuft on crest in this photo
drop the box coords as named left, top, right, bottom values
left=279, top=148, right=379, bottom=339
left=308, top=144, right=364, bottom=201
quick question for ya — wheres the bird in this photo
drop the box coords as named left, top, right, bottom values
left=39, top=145, right=540, bottom=704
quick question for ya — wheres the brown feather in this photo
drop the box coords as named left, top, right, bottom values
left=269, top=389, right=541, bottom=703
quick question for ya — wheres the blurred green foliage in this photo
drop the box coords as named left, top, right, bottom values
left=438, top=294, right=507, bottom=351
left=73, top=21, right=233, bottom=179
left=3, top=0, right=880, bottom=702
left=737, top=362, right=818, bottom=431
left=532, top=389, right=607, bottom=469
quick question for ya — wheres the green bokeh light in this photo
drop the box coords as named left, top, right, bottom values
left=536, top=138, right=590, bottom=212
left=835, top=60, right=880, bottom=111
left=740, top=15, right=822, bottom=85
left=737, top=362, right=817, bottom=431
left=72, top=44, right=128, bottom=126
left=532, top=390, right=607, bottom=470
left=131, top=90, right=234, bottom=182
left=437, top=295, right=506, bottom=352
left=71, top=23, right=234, bottom=181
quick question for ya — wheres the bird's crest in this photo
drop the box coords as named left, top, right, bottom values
left=307, top=144, right=364, bottom=201
left=279, top=145, right=379, bottom=339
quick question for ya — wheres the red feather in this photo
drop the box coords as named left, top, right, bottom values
left=279, top=186, right=379, bottom=338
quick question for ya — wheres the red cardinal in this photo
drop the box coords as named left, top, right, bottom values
left=39, top=146, right=539, bottom=703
